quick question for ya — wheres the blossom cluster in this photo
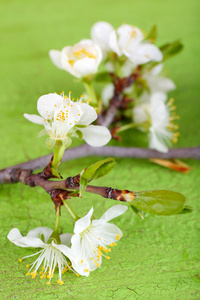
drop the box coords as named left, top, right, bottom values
left=49, top=21, right=180, bottom=153
left=7, top=20, right=183, bottom=287
left=8, top=205, right=127, bottom=285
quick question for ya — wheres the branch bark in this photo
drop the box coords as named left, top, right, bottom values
left=0, top=144, right=199, bottom=184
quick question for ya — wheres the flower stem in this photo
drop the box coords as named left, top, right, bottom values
left=83, top=80, right=98, bottom=106
left=54, top=206, right=60, bottom=234
left=116, top=123, right=139, bottom=133
left=63, top=200, right=79, bottom=221
left=52, top=140, right=65, bottom=174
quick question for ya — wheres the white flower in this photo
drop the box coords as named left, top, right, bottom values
left=49, top=39, right=102, bottom=78
left=109, top=24, right=163, bottom=65
left=70, top=205, right=128, bottom=274
left=101, top=83, right=115, bottom=106
left=133, top=92, right=179, bottom=152
left=91, top=21, right=114, bottom=58
left=7, top=227, right=89, bottom=285
left=24, top=93, right=111, bottom=148
left=143, top=64, right=176, bottom=93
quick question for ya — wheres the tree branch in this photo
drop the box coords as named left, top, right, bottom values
left=0, top=144, right=199, bottom=184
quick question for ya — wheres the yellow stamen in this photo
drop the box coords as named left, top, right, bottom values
left=18, top=259, right=22, bottom=263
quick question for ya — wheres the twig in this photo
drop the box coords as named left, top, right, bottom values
left=1, top=168, right=133, bottom=210
left=97, top=73, right=138, bottom=127
left=0, top=145, right=199, bottom=184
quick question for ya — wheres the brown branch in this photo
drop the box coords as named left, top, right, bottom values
left=2, top=168, right=133, bottom=208
left=0, top=144, right=199, bottom=184
left=97, top=73, right=139, bottom=127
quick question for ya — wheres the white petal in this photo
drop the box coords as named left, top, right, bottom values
left=60, top=233, right=72, bottom=247
left=150, top=92, right=167, bottom=104
left=80, top=125, right=111, bottom=147
left=7, top=228, right=45, bottom=248
left=94, top=223, right=123, bottom=243
left=37, top=93, right=63, bottom=119
left=101, top=83, right=114, bottom=106
left=74, top=207, right=93, bottom=234
left=97, top=205, right=128, bottom=223
left=73, top=58, right=98, bottom=78
left=129, top=43, right=163, bottom=64
left=78, top=103, right=97, bottom=125
left=52, top=241, right=72, bottom=257
left=149, top=131, right=169, bottom=153
left=70, top=234, right=82, bottom=257
left=149, top=64, right=163, bottom=76
left=27, top=227, right=53, bottom=243
left=91, top=21, right=114, bottom=56
left=49, top=50, right=63, bottom=69
left=150, top=77, right=176, bottom=93
left=109, top=30, right=122, bottom=56
left=71, top=233, right=99, bottom=272
left=24, top=113, right=44, bottom=125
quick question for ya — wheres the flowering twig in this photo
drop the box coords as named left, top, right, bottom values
left=97, top=72, right=139, bottom=127
left=0, top=145, right=199, bottom=184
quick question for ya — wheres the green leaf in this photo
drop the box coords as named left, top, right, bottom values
left=146, top=25, right=157, bottom=42
left=129, top=204, right=144, bottom=219
left=160, top=40, right=184, bottom=60
left=178, top=205, right=193, bottom=214
left=130, top=190, right=186, bottom=215
left=95, top=72, right=111, bottom=82
left=79, top=158, right=116, bottom=196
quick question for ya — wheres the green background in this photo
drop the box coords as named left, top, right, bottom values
left=0, top=0, right=199, bottom=299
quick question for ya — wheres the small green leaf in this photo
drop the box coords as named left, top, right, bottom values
left=130, top=190, right=186, bottom=215
left=178, top=205, right=193, bottom=214
left=146, top=25, right=157, bottom=42
left=79, top=177, right=88, bottom=198
left=160, top=40, right=184, bottom=60
left=79, top=158, right=116, bottom=196
left=129, top=204, right=144, bottom=219
left=95, top=72, right=111, bottom=82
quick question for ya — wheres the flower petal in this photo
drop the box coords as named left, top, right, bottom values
left=27, top=227, right=53, bottom=243
left=91, top=21, right=114, bottom=57
left=60, top=233, right=72, bottom=247
left=99, top=205, right=128, bottom=222
left=93, top=223, right=123, bottom=243
left=37, top=93, right=63, bottom=119
left=149, top=131, right=169, bottom=153
left=73, top=58, right=98, bottom=78
left=79, top=125, right=111, bottom=147
left=74, top=207, right=93, bottom=234
left=129, top=43, right=163, bottom=64
left=7, top=228, right=45, bottom=248
left=49, top=50, right=63, bottom=69
left=101, top=83, right=114, bottom=106
left=77, top=103, right=97, bottom=125
left=24, top=113, right=44, bottom=125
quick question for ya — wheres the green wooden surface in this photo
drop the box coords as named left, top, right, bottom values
left=0, top=0, right=199, bottom=299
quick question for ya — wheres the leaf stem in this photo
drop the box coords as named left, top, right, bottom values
left=63, top=200, right=79, bottom=221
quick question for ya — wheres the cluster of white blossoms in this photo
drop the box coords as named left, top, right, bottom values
left=91, top=22, right=163, bottom=64
left=24, top=92, right=111, bottom=149
left=48, top=21, right=179, bottom=153
left=133, top=92, right=179, bottom=153
left=49, top=22, right=163, bottom=79
left=7, top=205, right=128, bottom=285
